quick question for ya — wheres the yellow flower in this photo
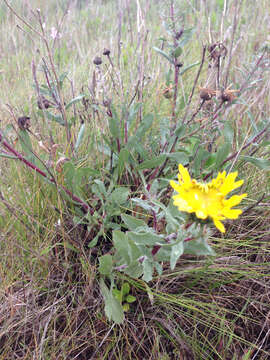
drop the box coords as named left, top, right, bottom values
left=170, top=164, right=247, bottom=233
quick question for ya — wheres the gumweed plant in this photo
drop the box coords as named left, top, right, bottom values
left=3, top=1, right=269, bottom=328
left=98, top=161, right=247, bottom=323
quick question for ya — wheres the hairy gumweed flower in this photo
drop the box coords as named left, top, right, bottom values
left=170, top=164, right=247, bottom=233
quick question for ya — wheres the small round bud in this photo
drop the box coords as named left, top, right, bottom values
left=103, top=48, right=111, bottom=56
left=93, top=56, right=102, bottom=65
left=199, top=87, right=216, bottom=101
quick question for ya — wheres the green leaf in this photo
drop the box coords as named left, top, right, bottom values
left=153, top=46, right=174, bottom=64
left=131, top=198, right=156, bottom=212
left=100, top=279, right=124, bottom=324
left=126, top=295, right=136, bottom=303
left=99, top=254, right=113, bottom=276
left=184, top=238, right=216, bottom=256
left=223, top=122, right=234, bottom=143
left=179, top=62, right=200, bottom=76
left=142, top=258, right=154, bottom=282
left=42, top=110, right=65, bottom=126
left=18, top=129, right=35, bottom=163
left=88, top=234, right=99, bottom=248
left=128, top=231, right=164, bottom=246
left=241, top=156, right=270, bottom=170
left=170, top=241, right=184, bottom=270
left=137, top=154, right=167, bottom=170
left=127, top=114, right=154, bottom=147
left=113, top=231, right=131, bottom=263
left=93, top=179, right=107, bottom=196
left=112, top=288, right=122, bottom=302
left=59, top=71, right=68, bottom=87
left=122, top=282, right=130, bottom=296
left=166, top=152, right=189, bottom=165
left=194, top=148, right=209, bottom=176
left=175, top=124, right=186, bottom=137
left=65, top=94, right=85, bottom=110
left=121, top=214, right=146, bottom=231
left=75, top=122, right=85, bottom=152
left=109, top=187, right=129, bottom=204
left=109, top=107, right=120, bottom=138
left=178, top=28, right=195, bottom=47
left=204, top=154, right=216, bottom=169
left=172, top=46, right=183, bottom=58
left=154, top=261, right=163, bottom=276
left=215, top=142, right=231, bottom=168
left=123, top=261, right=143, bottom=278
left=117, top=148, right=129, bottom=176
left=123, top=303, right=130, bottom=312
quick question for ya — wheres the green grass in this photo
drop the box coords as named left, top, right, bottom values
left=0, top=0, right=270, bottom=359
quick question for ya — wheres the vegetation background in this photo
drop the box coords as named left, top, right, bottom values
left=0, top=0, right=270, bottom=359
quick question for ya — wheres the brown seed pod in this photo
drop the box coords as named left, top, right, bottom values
left=208, top=42, right=227, bottom=63
left=199, top=87, right=216, bottom=101
left=18, top=116, right=31, bottom=130
left=103, top=48, right=111, bottom=56
left=93, top=56, right=102, bottom=65
left=37, top=95, right=54, bottom=109
left=219, top=86, right=239, bottom=103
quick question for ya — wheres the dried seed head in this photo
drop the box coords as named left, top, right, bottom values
left=199, top=87, right=216, bottom=101
left=93, top=56, right=102, bottom=65
left=18, top=116, right=31, bottom=130
left=103, top=48, right=111, bottom=56
left=208, top=42, right=227, bottom=63
left=37, top=95, right=53, bottom=109
left=219, top=86, right=239, bottom=102
left=176, top=62, right=183, bottom=68
left=221, top=91, right=235, bottom=102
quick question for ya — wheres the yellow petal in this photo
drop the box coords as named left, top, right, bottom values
left=173, top=197, right=192, bottom=212
left=213, top=218, right=225, bottom=233
left=220, top=172, right=240, bottom=194
left=178, top=164, right=191, bottom=184
left=170, top=180, right=182, bottom=193
left=222, top=208, right=242, bottom=219
left=223, top=194, right=247, bottom=208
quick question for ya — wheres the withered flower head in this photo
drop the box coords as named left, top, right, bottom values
left=220, top=86, right=239, bottom=103
left=208, top=42, right=227, bottom=63
left=37, top=95, right=54, bottom=110
left=199, top=87, right=216, bottom=101
left=103, top=48, right=111, bottom=56
left=93, top=56, right=102, bottom=65
left=18, top=116, right=31, bottom=130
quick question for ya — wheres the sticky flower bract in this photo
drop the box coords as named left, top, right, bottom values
left=170, top=164, right=247, bottom=233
